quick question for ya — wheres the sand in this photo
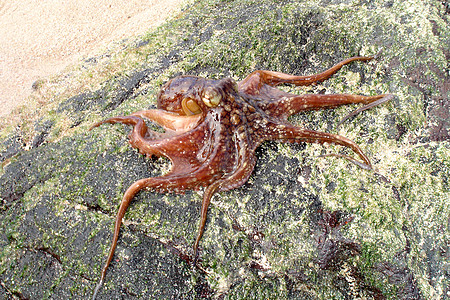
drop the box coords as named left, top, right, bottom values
left=0, top=0, right=185, bottom=117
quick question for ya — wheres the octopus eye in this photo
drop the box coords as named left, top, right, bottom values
left=181, top=98, right=202, bottom=116
left=203, top=87, right=221, bottom=107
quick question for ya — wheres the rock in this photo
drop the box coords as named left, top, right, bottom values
left=1, top=0, right=448, bottom=298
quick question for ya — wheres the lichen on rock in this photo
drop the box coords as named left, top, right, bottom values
left=1, top=0, right=448, bottom=299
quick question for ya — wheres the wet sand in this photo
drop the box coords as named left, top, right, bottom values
left=0, top=0, right=184, bottom=117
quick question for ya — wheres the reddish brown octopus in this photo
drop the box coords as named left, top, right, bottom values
left=90, top=56, right=393, bottom=297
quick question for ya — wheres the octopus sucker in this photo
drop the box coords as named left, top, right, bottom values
left=90, top=56, right=393, bottom=298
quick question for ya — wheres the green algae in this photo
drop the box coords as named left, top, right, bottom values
left=1, top=0, right=449, bottom=298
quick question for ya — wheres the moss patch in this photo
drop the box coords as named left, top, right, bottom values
left=1, top=0, right=448, bottom=299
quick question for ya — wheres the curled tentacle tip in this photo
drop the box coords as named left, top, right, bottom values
left=92, top=278, right=104, bottom=300
left=318, top=153, right=373, bottom=171
left=336, top=94, right=395, bottom=128
left=89, top=121, right=103, bottom=131
left=385, top=94, right=395, bottom=101
left=192, top=249, right=200, bottom=268
left=373, top=49, right=384, bottom=60
left=336, top=118, right=347, bottom=129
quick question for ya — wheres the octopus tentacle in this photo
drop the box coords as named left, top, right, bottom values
left=261, top=93, right=390, bottom=120
left=318, top=153, right=373, bottom=170
left=93, top=176, right=178, bottom=300
left=90, top=114, right=212, bottom=163
left=268, top=125, right=372, bottom=168
left=131, top=109, right=202, bottom=133
left=90, top=115, right=147, bottom=134
left=192, top=182, right=220, bottom=265
left=90, top=115, right=161, bottom=141
left=193, top=152, right=257, bottom=264
left=90, top=115, right=168, bottom=159
left=336, top=94, right=394, bottom=127
left=238, top=56, right=373, bottom=93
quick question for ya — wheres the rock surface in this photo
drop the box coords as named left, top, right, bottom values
left=0, top=0, right=448, bottom=299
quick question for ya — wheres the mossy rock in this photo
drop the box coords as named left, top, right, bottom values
left=1, top=0, right=448, bottom=299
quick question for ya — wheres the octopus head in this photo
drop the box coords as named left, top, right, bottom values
left=157, top=76, right=237, bottom=116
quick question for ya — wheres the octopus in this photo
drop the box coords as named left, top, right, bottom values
left=90, top=56, right=393, bottom=297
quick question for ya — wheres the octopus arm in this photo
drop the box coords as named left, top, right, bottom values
left=236, top=56, right=394, bottom=123
left=131, top=109, right=202, bottom=134
left=193, top=149, right=257, bottom=261
left=336, top=94, right=394, bottom=127
left=94, top=145, right=247, bottom=298
left=90, top=115, right=158, bottom=139
left=238, top=56, right=373, bottom=94
left=91, top=112, right=214, bottom=171
left=92, top=173, right=197, bottom=299
left=267, top=123, right=372, bottom=169
left=261, top=93, right=392, bottom=120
